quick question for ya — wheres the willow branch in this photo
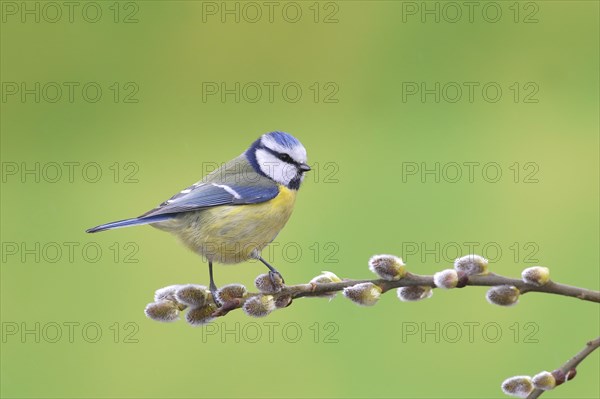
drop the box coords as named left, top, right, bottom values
left=145, top=258, right=599, bottom=398
left=145, top=257, right=599, bottom=399
left=527, top=337, right=600, bottom=399
left=212, top=271, right=599, bottom=317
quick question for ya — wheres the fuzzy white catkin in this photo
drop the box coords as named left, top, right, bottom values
left=343, top=283, right=382, bottom=306
left=501, top=376, right=534, bottom=398
left=521, top=266, right=550, bottom=286
left=454, top=254, right=488, bottom=275
left=368, top=254, right=406, bottom=281
left=144, top=301, right=179, bottom=322
left=397, top=286, right=433, bottom=302
left=433, top=269, right=459, bottom=289
left=486, top=286, right=520, bottom=306
left=243, top=295, right=275, bottom=317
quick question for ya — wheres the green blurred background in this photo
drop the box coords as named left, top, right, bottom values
left=1, top=1, right=598, bottom=398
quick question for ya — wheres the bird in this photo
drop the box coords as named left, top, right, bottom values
left=86, top=131, right=311, bottom=303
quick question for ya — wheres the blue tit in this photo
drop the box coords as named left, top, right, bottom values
left=86, top=131, right=311, bottom=300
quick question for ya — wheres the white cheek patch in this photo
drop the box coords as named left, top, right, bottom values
left=255, top=149, right=298, bottom=186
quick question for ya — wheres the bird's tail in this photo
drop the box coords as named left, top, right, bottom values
left=86, top=214, right=173, bottom=233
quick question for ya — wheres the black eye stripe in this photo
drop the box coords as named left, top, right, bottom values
left=279, top=154, right=294, bottom=162
left=261, top=146, right=299, bottom=166
left=270, top=149, right=296, bottom=164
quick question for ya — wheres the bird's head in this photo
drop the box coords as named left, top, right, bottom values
left=246, top=131, right=310, bottom=190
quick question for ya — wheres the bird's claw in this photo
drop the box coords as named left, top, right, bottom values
left=209, top=285, right=222, bottom=308
left=269, top=270, right=285, bottom=286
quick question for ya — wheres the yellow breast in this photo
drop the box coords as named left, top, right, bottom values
left=159, top=185, right=298, bottom=264
left=266, top=185, right=296, bottom=215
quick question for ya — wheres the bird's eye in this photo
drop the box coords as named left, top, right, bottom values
left=280, top=154, right=294, bottom=163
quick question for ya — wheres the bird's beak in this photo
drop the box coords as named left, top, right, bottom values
left=299, top=163, right=311, bottom=172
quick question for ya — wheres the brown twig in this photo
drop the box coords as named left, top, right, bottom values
left=147, top=264, right=599, bottom=398
left=212, top=271, right=600, bottom=317
left=526, top=337, right=600, bottom=399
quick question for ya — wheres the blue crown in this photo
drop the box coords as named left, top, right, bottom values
left=265, top=131, right=300, bottom=149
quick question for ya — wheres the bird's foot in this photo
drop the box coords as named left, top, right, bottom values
left=209, top=284, right=222, bottom=308
left=269, top=270, right=285, bottom=286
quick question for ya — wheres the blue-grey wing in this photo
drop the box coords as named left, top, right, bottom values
left=139, top=182, right=279, bottom=218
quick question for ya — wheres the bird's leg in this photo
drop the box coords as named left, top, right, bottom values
left=258, top=256, right=285, bottom=285
left=208, top=261, right=221, bottom=307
